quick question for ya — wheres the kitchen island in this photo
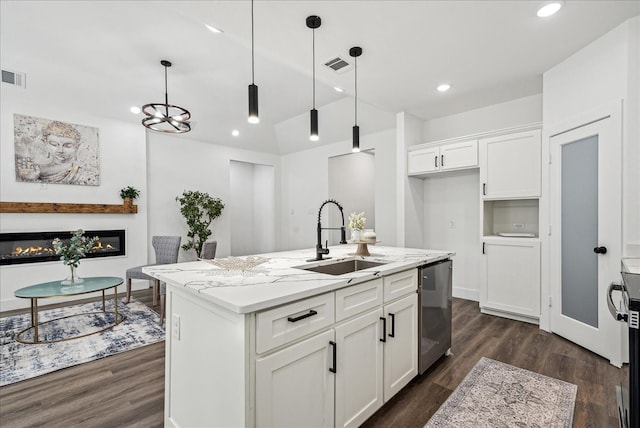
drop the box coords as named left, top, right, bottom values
left=144, top=245, right=453, bottom=428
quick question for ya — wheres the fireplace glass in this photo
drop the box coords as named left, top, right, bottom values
left=0, top=230, right=125, bottom=265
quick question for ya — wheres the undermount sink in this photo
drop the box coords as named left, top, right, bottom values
left=296, top=259, right=387, bottom=276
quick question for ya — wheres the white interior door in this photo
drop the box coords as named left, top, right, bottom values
left=549, top=106, right=623, bottom=366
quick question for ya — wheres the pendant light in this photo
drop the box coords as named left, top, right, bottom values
left=142, top=60, right=191, bottom=133
left=349, top=46, right=362, bottom=152
left=307, top=15, right=321, bottom=141
left=248, top=0, right=259, bottom=124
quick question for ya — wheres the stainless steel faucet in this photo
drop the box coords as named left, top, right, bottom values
left=314, top=199, right=347, bottom=261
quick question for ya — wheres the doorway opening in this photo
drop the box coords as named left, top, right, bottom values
left=229, top=160, right=275, bottom=256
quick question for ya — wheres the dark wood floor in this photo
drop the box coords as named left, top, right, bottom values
left=0, top=294, right=628, bottom=427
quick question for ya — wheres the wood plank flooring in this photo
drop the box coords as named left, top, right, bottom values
left=0, top=295, right=628, bottom=427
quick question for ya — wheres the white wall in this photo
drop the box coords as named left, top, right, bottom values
left=423, top=170, right=480, bottom=300
left=543, top=16, right=640, bottom=257
left=146, top=133, right=281, bottom=262
left=396, top=112, right=425, bottom=249
left=280, top=129, right=397, bottom=254
left=423, top=94, right=543, bottom=143
left=0, top=90, right=148, bottom=310
left=328, top=151, right=375, bottom=243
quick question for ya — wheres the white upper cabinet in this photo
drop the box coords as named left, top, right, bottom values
left=479, top=129, right=541, bottom=199
left=408, top=140, right=478, bottom=176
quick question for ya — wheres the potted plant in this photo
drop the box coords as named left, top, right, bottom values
left=348, top=211, right=366, bottom=241
left=119, top=186, right=140, bottom=208
left=52, top=229, right=99, bottom=285
left=176, top=190, right=225, bottom=256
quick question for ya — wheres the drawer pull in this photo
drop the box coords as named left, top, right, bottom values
left=287, top=310, right=318, bottom=323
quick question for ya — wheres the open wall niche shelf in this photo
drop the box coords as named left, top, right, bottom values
left=0, top=201, right=138, bottom=214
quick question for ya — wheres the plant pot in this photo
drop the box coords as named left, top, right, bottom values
left=61, top=265, right=84, bottom=286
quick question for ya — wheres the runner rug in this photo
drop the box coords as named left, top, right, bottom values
left=0, top=298, right=164, bottom=386
left=426, top=357, right=577, bottom=428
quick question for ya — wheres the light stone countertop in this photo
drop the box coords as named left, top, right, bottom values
left=143, top=245, right=454, bottom=314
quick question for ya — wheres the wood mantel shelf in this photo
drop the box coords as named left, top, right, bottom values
left=0, top=201, right=138, bottom=214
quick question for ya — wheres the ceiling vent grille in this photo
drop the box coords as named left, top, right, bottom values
left=324, top=56, right=352, bottom=74
left=2, top=69, right=26, bottom=88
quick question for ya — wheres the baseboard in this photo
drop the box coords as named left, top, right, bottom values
left=452, top=287, right=479, bottom=302
left=480, top=307, right=540, bottom=325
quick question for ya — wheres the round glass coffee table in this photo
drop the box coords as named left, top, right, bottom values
left=14, top=276, right=125, bottom=344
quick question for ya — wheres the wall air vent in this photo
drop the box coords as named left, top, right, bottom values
left=2, top=69, right=26, bottom=88
left=324, top=56, right=352, bottom=74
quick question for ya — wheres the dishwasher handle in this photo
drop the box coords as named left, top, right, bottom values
left=607, top=281, right=628, bottom=322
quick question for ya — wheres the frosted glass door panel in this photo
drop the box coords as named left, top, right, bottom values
left=561, top=135, right=598, bottom=328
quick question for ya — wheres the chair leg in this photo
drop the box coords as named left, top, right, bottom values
left=152, top=279, right=159, bottom=306
left=126, top=278, right=132, bottom=303
left=160, top=293, right=166, bottom=324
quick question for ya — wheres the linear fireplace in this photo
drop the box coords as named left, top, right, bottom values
left=0, top=230, right=125, bottom=266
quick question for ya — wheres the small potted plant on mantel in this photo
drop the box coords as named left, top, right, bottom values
left=120, top=186, right=140, bottom=210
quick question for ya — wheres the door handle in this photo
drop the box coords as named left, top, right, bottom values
left=435, top=156, right=438, bottom=168
left=441, top=154, right=444, bottom=167
left=329, top=341, right=337, bottom=373
left=389, top=313, right=395, bottom=338
left=593, top=246, right=607, bottom=254
left=380, top=317, right=387, bottom=342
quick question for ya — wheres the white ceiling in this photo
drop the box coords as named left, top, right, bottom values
left=1, top=1, right=638, bottom=154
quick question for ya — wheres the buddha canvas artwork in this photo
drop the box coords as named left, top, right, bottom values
left=13, top=114, right=100, bottom=186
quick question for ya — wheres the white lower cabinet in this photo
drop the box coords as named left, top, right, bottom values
left=383, top=293, right=418, bottom=400
left=480, top=237, right=541, bottom=321
left=335, top=308, right=384, bottom=428
left=256, top=329, right=336, bottom=427
left=256, top=272, right=418, bottom=427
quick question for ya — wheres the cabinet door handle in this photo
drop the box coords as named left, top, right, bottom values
left=389, top=313, right=395, bottom=338
left=594, top=246, right=607, bottom=254
left=287, top=310, right=318, bottom=323
left=329, top=341, right=337, bottom=373
left=435, top=156, right=438, bottom=168
left=380, top=317, right=387, bottom=342
left=482, top=183, right=486, bottom=195
left=441, top=154, right=444, bottom=167
left=482, top=242, right=485, bottom=254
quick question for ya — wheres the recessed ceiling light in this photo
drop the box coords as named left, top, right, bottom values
left=130, top=106, right=141, bottom=114
left=205, top=24, right=223, bottom=34
left=437, top=84, right=451, bottom=92
left=333, top=86, right=344, bottom=93
left=232, top=129, right=240, bottom=137
left=537, top=1, right=563, bottom=17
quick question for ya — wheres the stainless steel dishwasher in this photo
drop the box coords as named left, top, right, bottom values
left=418, top=259, right=452, bottom=374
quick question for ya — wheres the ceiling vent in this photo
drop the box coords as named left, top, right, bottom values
left=2, top=69, right=26, bottom=88
left=324, top=56, right=352, bottom=74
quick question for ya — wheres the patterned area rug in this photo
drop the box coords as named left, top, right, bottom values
left=426, top=357, right=577, bottom=428
left=0, top=299, right=164, bottom=386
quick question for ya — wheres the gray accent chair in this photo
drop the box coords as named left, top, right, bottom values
left=158, top=240, right=217, bottom=322
left=126, top=236, right=181, bottom=315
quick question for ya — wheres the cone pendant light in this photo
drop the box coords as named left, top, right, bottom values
left=349, top=47, right=362, bottom=152
left=307, top=15, right=321, bottom=141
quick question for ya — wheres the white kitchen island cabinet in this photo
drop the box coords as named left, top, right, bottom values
left=144, top=246, right=452, bottom=428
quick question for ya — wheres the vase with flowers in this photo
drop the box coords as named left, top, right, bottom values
left=348, top=211, right=366, bottom=241
left=52, top=229, right=99, bottom=286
